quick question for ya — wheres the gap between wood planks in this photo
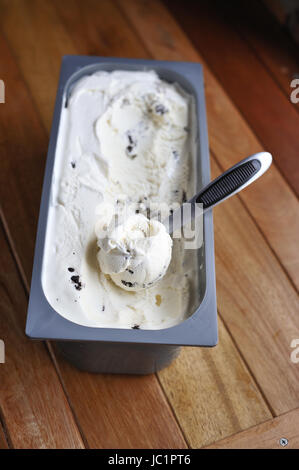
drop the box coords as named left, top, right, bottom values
left=164, top=0, right=299, bottom=197
left=193, top=0, right=299, bottom=106
left=0, top=209, right=89, bottom=449
left=222, top=0, right=299, bottom=106
left=205, top=406, right=299, bottom=449
left=0, top=219, right=85, bottom=448
left=0, top=405, right=11, bottom=448
left=210, top=146, right=299, bottom=296
left=0, top=20, right=89, bottom=448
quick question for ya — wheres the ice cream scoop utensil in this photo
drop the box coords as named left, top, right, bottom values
left=166, top=152, right=272, bottom=234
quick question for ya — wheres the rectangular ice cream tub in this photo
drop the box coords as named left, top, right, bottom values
left=26, top=56, right=218, bottom=374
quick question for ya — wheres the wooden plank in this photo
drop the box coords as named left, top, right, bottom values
left=263, top=0, right=288, bottom=24
left=0, top=223, right=84, bottom=449
left=164, top=0, right=299, bottom=196
left=0, top=6, right=187, bottom=449
left=0, top=0, right=77, bottom=132
left=0, top=0, right=146, bottom=134
left=159, top=317, right=271, bottom=448
left=0, top=424, right=9, bottom=449
left=0, top=30, right=48, bottom=282
left=118, top=0, right=299, bottom=415
left=55, top=0, right=146, bottom=60
left=210, top=157, right=299, bottom=414
left=52, top=350, right=187, bottom=449
left=223, top=0, right=299, bottom=99
left=118, top=0, right=299, bottom=291
left=206, top=408, right=299, bottom=449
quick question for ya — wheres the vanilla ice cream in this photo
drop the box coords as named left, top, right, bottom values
left=42, top=70, right=197, bottom=329
left=97, top=213, right=173, bottom=291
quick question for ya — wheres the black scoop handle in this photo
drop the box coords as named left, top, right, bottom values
left=193, top=152, right=272, bottom=210
left=165, top=152, right=272, bottom=234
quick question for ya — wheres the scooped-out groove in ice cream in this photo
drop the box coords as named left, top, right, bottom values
left=42, top=70, right=197, bottom=329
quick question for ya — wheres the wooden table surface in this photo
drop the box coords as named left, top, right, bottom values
left=0, top=0, right=299, bottom=449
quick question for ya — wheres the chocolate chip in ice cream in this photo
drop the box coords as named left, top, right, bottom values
left=132, top=324, right=140, bottom=329
left=155, top=104, right=167, bottom=115
left=121, top=280, right=136, bottom=288
left=68, top=267, right=75, bottom=272
left=126, top=133, right=137, bottom=159
left=71, top=275, right=83, bottom=291
left=122, top=98, right=130, bottom=106
left=173, top=150, right=179, bottom=160
left=102, top=305, right=105, bottom=311
left=71, top=162, right=76, bottom=168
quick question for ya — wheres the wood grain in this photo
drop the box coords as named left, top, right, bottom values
left=0, top=0, right=76, bottom=132
left=0, top=223, right=84, bottom=449
left=159, top=318, right=271, bottom=448
left=263, top=0, right=288, bottom=24
left=165, top=0, right=299, bottom=196
left=0, top=423, right=9, bottom=449
left=221, top=0, right=299, bottom=99
left=206, top=408, right=299, bottom=449
left=0, top=3, right=187, bottom=449
left=55, top=0, right=146, bottom=60
left=119, top=0, right=299, bottom=415
left=119, top=0, right=299, bottom=291
left=211, top=157, right=299, bottom=415
left=53, top=350, right=187, bottom=449
left=0, top=31, right=48, bottom=282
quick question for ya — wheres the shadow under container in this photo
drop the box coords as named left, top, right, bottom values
left=26, top=56, right=218, bottom=374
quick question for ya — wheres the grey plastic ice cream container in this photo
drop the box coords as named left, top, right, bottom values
left=26, top=55, right=218, bottom=374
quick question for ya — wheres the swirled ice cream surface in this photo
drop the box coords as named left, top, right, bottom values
left=42, top=70, right=197, bottom=329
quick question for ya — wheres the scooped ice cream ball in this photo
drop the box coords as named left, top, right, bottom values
left=96, top=213, right=173, bottom=291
